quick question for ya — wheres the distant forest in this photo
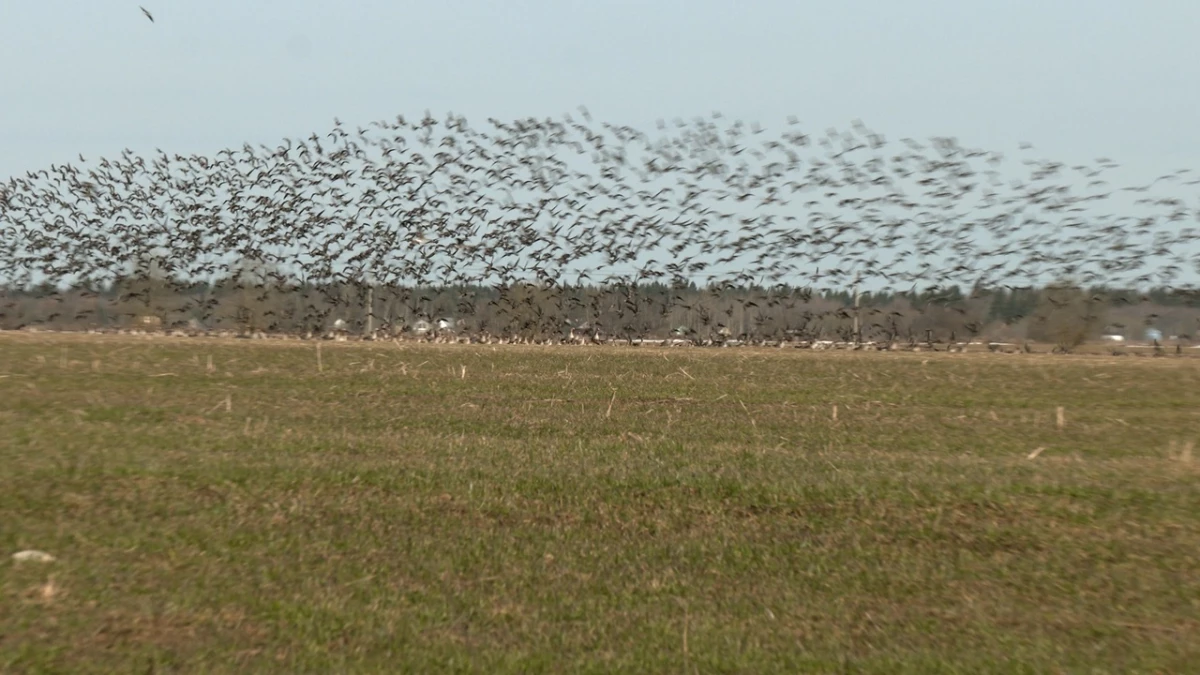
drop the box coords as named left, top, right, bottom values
left=3, top=271, right=1197, bottom=345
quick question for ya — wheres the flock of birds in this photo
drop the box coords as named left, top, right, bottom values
left=2, top=101, right=1199, bottom=342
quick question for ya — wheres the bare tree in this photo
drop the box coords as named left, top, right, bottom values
left=1027, top=282, right=1107, bottom=352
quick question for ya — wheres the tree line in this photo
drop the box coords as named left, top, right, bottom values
left=3, top=270, right=1196, bottom=348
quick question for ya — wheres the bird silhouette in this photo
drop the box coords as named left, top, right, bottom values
left=0, top=108, right=1196, bottom=348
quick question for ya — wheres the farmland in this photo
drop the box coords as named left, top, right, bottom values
left=2, top=332, right=1199, bottom=672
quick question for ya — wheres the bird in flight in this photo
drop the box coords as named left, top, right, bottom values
left=140, top=6, right=154, bottom=23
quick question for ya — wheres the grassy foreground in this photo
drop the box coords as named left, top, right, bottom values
left=2, top=334, right=1199, bottom=673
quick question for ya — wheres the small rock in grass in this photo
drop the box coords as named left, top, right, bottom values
left=12, top=550, right=56, bottom=563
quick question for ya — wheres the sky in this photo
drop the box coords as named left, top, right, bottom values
left=3, top=0, right=1198, bottom=178
left=2, top=0, right=1199, bottom=291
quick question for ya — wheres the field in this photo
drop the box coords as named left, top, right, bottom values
left=2, top=333, right=1199, bottom=673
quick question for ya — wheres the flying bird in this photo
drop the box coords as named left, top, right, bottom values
left=0, top=103, right=1195, bottom=348
left=140, top=6, right=154, bottom=23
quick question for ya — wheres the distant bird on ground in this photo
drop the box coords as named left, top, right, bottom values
left=140, top=6, right=154, bottom=23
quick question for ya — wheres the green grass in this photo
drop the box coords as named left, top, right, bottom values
left=2, top=333, right=1199, bottom=673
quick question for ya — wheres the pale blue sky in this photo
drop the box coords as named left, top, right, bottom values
left=3, top=0, right=1197, bottom=178
left=2, top=1, right=1199, bottom=292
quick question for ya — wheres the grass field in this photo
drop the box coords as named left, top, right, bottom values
left=2, top=333, right=1199, bottom=673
